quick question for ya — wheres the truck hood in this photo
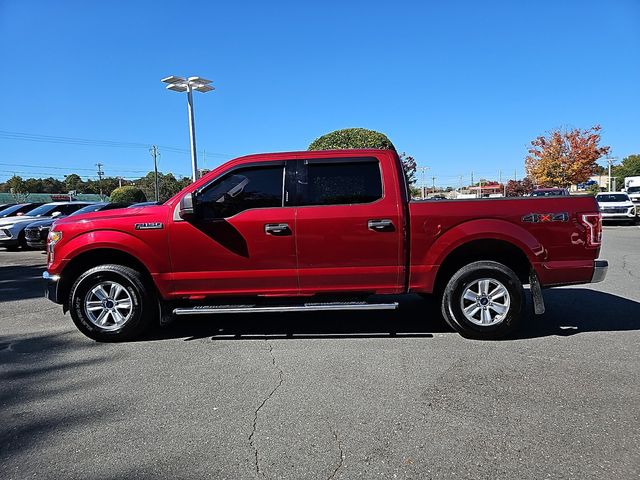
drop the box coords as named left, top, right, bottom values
left=54, top=205, right=165, bottom=226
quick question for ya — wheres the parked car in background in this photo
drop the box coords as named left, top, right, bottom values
left=596, top=192, right=637, bottom=224
left=0, top=202, right=45, bottom=219
left=623, top=176, right=640, bottom=205
left=0, top=203, right=14, bottom=211
left=531, top=188, right=570, bottom=197
left=25, top=202, right=131, bottom=249
left=128, top=201, right=162, bottom=207
left=0, top=202, right=94, bottom=249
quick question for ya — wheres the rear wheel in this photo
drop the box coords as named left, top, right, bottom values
left=69, top=264, right=156, bottom=342
left=441, top=261, right=524, bottom=339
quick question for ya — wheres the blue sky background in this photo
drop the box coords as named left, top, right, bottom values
left=1, top=0, right=638, bottom=187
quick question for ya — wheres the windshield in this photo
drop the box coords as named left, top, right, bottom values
left=597, top=194, right=629, bottom=202
left=531, top=189, right=565, bottom=197
left=0, top=204, right=23, bottom=216
left=21, top=204, right=56, bottom=217
left=627, top=186, right=640, bottom=193
left=69, top=203, right=107, bottom=216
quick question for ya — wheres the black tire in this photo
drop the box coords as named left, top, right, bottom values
left=17, top=231, right=28, bottom=250
left=68, top=264, right=156, bottom=342
left=441, top=260, right=524, bottom=340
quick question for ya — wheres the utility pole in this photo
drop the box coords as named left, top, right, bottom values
left=416, top=166, right=430, bottom=199
left=458, top=175, right=463, bottom=193
left=431, top=176, right=436, bottom=194
left=96, top=163, right=104, bottom=201
left=117, top=176, right=123, bottom=188
left=150, top=145, right=160, bottom=202
left=607, top=157, right=615, bottom=192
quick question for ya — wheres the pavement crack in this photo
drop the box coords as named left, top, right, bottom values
left=622, top=255, right=639, bottom=279
left=327, top=423, right=345, bottom=480
left=248, top=341, right=284, bottom=478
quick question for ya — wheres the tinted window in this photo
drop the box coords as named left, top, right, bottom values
left=597, top=194, right=629, bottom=202
left=23, top=204, right=58, bottom=217
left=57, top=203, right=91, bottom=215
left=198, top=165, right=283, bottom=218
left=70, top=203, right=109, bottom=215
left=299, top=160, right=382, bottom=206
left=627, top=186, right=640, bottom=193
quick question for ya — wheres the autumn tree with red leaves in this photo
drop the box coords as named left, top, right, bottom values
left=505, top=177, right=534, bottom=197
left=525, top=125, right=610, bottom=187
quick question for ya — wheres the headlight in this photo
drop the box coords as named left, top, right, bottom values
left=48, top=230, right=62, bottom=245
left=47, top=231, right=62, bottom=263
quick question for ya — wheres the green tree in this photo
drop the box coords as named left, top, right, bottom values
left=613, top=154, right=640, bottom=189
left=24, top=178, right=44, bottom=193
left=64, top=173, right=84, bottom=192
left=7, top=175, right=30, bottom=202
left=308, top=128, right=395, bottom=151
left=109, top=186, right=147, bottom=203
left=136, top=171, right=187, bottom=202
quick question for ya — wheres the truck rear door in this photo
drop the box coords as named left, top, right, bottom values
left=294, top=153, right=404, bottom=294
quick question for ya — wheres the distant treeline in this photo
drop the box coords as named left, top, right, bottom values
left=0, top=172, right=192, bottom=203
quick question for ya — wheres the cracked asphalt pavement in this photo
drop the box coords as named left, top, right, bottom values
left=1, top=226, right=639, bottom=479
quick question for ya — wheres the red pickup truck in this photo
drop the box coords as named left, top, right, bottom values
left=43, top=149, right=607, bottom=341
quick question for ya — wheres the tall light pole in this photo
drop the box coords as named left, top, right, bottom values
left=161, top=75, right=214, bottom=182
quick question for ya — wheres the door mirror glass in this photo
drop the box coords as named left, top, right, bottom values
left=51, top=211, right=63, bottom=218
left=179, top=192, right=196, bottom=220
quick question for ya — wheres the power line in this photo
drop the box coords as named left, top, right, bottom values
left=0, top=130, right=233, bottom=158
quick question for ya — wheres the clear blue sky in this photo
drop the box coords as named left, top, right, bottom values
left=1, top=0, right=638, bottom=187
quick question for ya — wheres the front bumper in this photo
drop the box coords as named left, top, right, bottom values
left=27, top=240, right=47, bottom=249
left=43, top=271, right=63, bottom=304
left=591, top=260, right=608, bottom=283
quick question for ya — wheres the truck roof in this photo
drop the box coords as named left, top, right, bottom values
left=234, top=149, right=396, bottom=163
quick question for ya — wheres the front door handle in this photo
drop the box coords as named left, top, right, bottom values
left=265, top=223, right=291, bottom=236
left=368, top=219, right=395, bottom=232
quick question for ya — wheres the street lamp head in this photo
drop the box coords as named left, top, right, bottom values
left=193, top=84, right=215, bottom=93
left=161, top=75, right=186, bottom=84
left=187, top=76, right=212, bottom=85
left=166, top=83, right=188, bottom=92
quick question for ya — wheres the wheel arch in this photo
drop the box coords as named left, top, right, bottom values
left=433, top=239, right=532, bottom=295
left=58, top=248, right=156, bottom=311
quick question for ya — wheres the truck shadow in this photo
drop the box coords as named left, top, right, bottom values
left=0, top=263, right=46, bottom=303
left=153, top=295, right=445, bottom=341
left=515, top=288, right=640, bottom=339
left=151, top=289, right=640, bottom=342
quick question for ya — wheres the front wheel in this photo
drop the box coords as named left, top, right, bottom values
left=69, top=264, right=156, bottom=342
left=441, top=261, right=524, bottom=340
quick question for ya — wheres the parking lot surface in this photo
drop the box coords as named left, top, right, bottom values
left=1, top=226, right=639, bottom=479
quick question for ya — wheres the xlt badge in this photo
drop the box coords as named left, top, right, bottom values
left=135, top=222, right=164, bottom=230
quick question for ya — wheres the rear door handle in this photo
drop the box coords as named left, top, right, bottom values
left=265, top=223, right=291, bottom=236
left=368, top=219, right=395, bottom=232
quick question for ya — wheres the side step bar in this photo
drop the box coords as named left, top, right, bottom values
left=173, top=301, right=399, bottom=316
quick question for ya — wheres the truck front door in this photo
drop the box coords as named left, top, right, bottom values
left=168, top=161, right=298, bottom=297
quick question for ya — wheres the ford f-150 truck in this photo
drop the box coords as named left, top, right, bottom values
left=43, top=149, right=608, bottom=341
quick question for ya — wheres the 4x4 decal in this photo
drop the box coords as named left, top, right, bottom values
left=521, top=212, right=569, bottom=223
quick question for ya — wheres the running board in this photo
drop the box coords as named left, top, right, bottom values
left=173, top=301, right=399, bottom=316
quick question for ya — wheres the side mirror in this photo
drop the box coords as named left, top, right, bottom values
left=51, top=211, right=62, bottom=218
left=179, top=192, right=196, bottom=220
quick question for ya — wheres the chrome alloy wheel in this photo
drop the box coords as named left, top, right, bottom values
left=83, top=281, right=133, bottom=331
left=460, top=278, right=511, bottom=326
